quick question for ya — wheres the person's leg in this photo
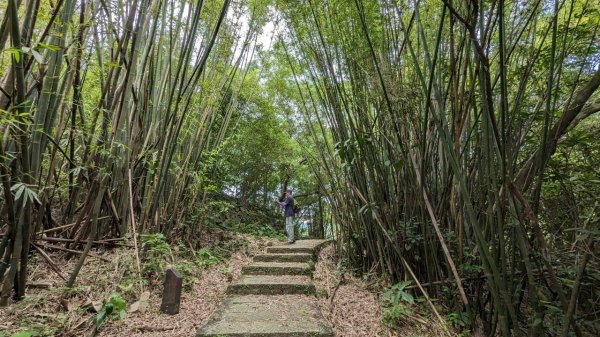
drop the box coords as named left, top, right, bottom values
left=290, top=216, right=295, bottom=242
left=286, top=216, right=294, bottom=243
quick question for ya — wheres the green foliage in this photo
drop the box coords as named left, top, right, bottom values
left=1, top=327, right=57, bottom=337
left=194, top=248, right=226, bottom=267
left=381, top=304, right=413, bottom=329
left=380, top=281, right=414, bottom=328
left=10, top=333, right=32, bottom=337
left=10, top=183, right=40, bottom=205
left=3, top=48, right=22, bottom=62
left=229, top=222, right=286, bottom=240
left=139, top=233, right=231, bottom=290
left=116, top=278, right=136, bottom=297
left=214, top=67, right=306, bottom=213
left=382, top=281, right=415, bottom=305
left=2, top=0, right=599, bottom=335
left=140, top=233, right=172, bottom=277
left=543, top=118, right=600, bottom=247
left=199, top=200, right=235, bottom=225
left=93, top=293, right=127, bottom=330
left=172, top=259, right=196, bottom=291
left=402, top=219, right=424, bottom=261
left=446, top=311, right=472, bottom=330
left=271, top=1, right=600, bottom=335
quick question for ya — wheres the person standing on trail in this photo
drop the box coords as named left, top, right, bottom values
left=276, top=189, right=295, bottom=244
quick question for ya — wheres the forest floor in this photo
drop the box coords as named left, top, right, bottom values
left=313, top=245, right=449, bottom=337
left=0, top=231, right=450, bottom=337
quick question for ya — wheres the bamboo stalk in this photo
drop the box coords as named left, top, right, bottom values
left=35, top=237, right=132, bottom=247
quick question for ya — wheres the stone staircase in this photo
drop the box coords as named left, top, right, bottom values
left=196, top=239, right=333, bottom=337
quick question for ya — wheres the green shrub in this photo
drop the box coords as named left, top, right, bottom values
left=93, top=292, right=127, bottom=330
left=173, top=260, right=196, bottom=290
left=195, top=247, right=226, bottom=267
left=233, top=222, right=285, bottom=240
left=2, top=327, right=56, bottom=337
left=380, top=281, right=414, bottom=328
left=140, top=233, right=172, bottom=276
left=446, top=311, right=472, bottom=335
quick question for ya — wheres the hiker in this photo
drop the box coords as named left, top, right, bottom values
left=276, top=189, right=295, bottom=244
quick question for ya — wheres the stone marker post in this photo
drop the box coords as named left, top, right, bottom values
left=160, top=268, right=182, bottom=314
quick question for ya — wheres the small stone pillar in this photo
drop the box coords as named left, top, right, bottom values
left=160, top=268, right=182, bottom=314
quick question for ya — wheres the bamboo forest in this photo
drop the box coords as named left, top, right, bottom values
left=1, top=0, right=599, bottom=336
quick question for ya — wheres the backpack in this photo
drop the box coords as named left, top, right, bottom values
left=293, top=200, right=300, bottom=214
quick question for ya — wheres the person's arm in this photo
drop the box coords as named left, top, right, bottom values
left=276, top=196, right=288, bottom=206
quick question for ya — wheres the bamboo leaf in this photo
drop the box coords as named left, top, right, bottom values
left=36, top=42, right=61, bottom=51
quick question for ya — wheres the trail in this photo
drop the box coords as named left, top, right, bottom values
left=197, top=239, right=333, bottom=336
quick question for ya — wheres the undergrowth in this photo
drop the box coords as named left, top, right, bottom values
left=135, top=233, right=233, bottom=291
left=194, top=199, right=285, bottom=241
left=380, top=281, right=415, bottom=329
left=93, top=292, right=127, bottom=330
left=1, top=215, right=278, bottom=336
left=225, top=222, right=286, bottom=241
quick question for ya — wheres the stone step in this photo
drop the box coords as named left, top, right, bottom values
left=242, top=262, right=312, bottom=276
left=266, top=239, right=329, bottom=255
left=227, top=275, right=315, bottom=295
left=196, top=295, right=333, bottom=337
left=266, top=246, right=314, bottom=254
left=197, top=240, right=332, bottom=337
left=253, top=253, right=313, bottom=263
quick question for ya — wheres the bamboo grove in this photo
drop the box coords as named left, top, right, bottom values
left=0, top=0, right=271, bottom=305
left=1, top=0, right=600, bottom=336
left=271, top=0, right=600, bottom=336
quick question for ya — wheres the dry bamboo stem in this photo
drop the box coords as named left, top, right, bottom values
left=128, top=169, right=144, bottom=293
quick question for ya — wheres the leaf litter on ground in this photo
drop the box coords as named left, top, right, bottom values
left=312, top=245, right=450, bottom=337
left=0, top=231, right=281, bottom=337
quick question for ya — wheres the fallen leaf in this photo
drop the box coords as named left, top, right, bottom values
left=129, top=291, right=151, bottom=313
left=128, top=300, right=140, bottom=313
left=82, top=300, right=103, bottom=313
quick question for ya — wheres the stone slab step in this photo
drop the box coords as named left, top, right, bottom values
left=253, top=253, right=313, bottom=263
left=227, top=275, right=315, bottom=295
left=266, top=239, right=329, bottom=255
left=196, top=295, right=333, bottom=337
left=242, top=262, right=312, bottom=276
left=266, top=246, right=315, bottom=254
